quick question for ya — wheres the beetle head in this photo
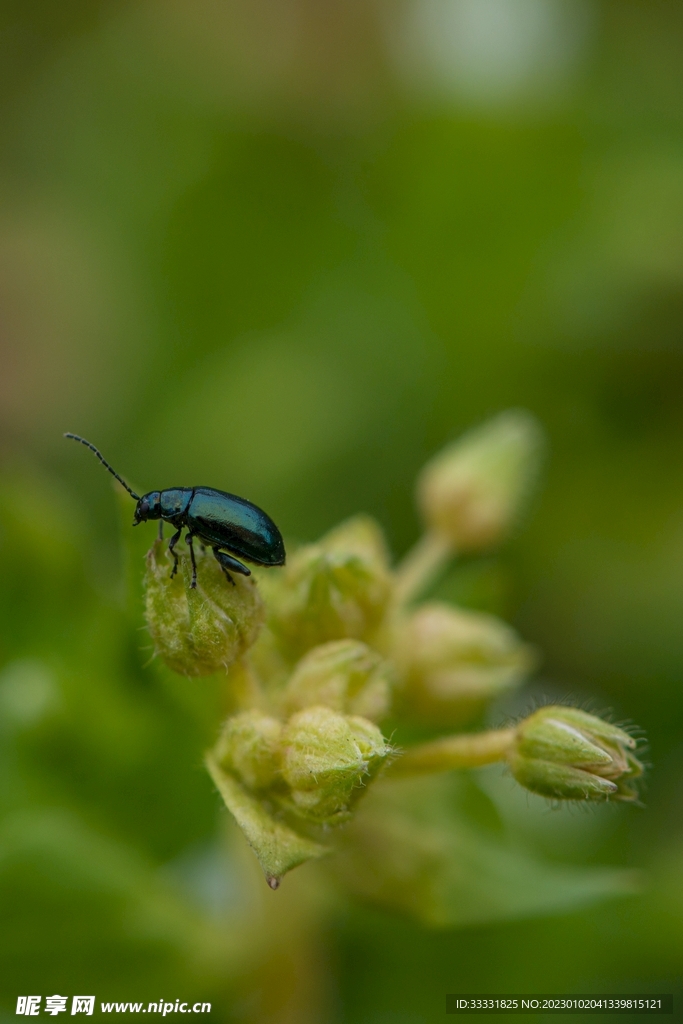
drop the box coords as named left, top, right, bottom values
left=134, top=490, right=162, bottom=524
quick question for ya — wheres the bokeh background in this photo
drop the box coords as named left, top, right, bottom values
left=2, top=0, right=683, bottom=1020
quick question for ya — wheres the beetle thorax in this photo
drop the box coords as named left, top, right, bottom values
left=159, top=487, right=193, bottom=521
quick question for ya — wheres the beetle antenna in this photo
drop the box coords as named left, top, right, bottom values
left=64, top=433, right=141, bottom=501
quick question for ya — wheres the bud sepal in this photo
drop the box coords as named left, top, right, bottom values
left=205, top=752, right=329, bottom=889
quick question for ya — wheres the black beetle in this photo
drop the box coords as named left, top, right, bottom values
left=65, top=433, right=285, bottom=588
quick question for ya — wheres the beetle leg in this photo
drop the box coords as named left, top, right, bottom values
left=212, top=547, right=251, bottom=586
left=158, top=521, right=164, bottom=541
left=168, top=528, right=183, bottom=578
left=213, top=547, right=234, bottom=586
left=186, top=533, right=198, bottom=589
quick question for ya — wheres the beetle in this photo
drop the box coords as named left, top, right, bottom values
left=64, top=433, right=285, bottom=588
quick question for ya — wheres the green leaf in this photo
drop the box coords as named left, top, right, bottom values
left=205, top=754, right=329, bottom=887
left=332, top=775, right=641, bottom=928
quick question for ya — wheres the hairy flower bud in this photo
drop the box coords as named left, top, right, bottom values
left=144, top=540, right=264, bottom=676
left=508, top=706, right=644, bottom=802
left=279, top=705, right=391, bottom=825
left=214, top=710, right=282, bottom=791
left=281, top=639, right=394, bottom=722
left=394, top=603, right=535, bottom=724
left=417, top=410, right=543, bottom=552
left=267, top=515, right=392, bottom=661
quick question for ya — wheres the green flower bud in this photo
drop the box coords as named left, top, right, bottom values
left=281, top=639, right=394, bottom=722
left=266, top=515, right=392, bottom=661
left=279, top=705, right=391, bottom=825
left=509, top=705, right=644, bottom=802
left=417, top=410, right=543, bottom=552
left=144, top=540, right=264, bottom=676
left=394, top=602, right=535, bottom=724
left=214, top=710, right=282, bottom=791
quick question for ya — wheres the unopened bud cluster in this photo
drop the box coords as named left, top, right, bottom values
left=138, top=411, right=645, bottom=884
left=215, top=703, right=391, bottom=826
left=211, top=636, right=395, bottom=826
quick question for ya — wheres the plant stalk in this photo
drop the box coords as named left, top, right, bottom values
left=389, top=727, right=516, bottom=777
left=393, top=530, right=454, bottom=607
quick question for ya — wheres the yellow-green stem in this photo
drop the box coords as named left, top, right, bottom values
left=389, top=727, right=516, bottom=777
left=228, top=657, right=268, bottom=713
left=393, top=531, right=454, bottom=607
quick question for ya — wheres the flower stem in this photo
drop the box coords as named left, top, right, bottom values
left=388, top=727, right=516, bottom=777
left=228, top=657, right=268, bottom=713
left=393, top=531, right=454, bottom=607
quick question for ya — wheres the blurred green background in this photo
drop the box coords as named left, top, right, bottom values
left=2, top=0, right=683, bottom=1020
